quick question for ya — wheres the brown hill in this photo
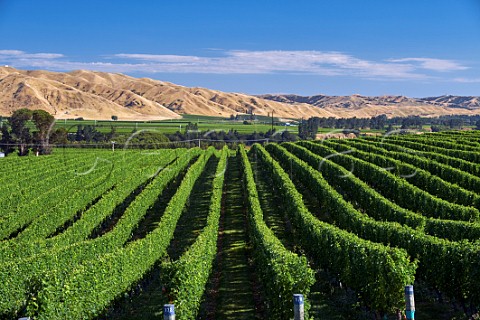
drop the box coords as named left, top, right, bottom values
left=259, top=94, right=480, bottom=118
left=420, top=95, right=480, bottom=109
left=0, top=67, right=331, bottom=120
left=0, top=67, right=479, bottom=120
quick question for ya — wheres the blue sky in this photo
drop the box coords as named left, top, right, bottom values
left=0, top=0, right=479, bottom=97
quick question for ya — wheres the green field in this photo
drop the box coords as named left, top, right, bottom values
left=50, top=114, right=292, bottom=135
left=13, top=114, right=469, bottom=142
left=1, top=131, right=480, bottom=319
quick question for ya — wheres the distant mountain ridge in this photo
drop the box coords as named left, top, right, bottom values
left=259, top=94, right=480, bottom=112
left=419, top=95, right=480, bottom=109
left=0, top=67, right=478, bottom=120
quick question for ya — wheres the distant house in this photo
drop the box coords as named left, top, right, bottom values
left=0, top=152, right=5, bottom=158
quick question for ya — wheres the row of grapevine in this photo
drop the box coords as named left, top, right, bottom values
left=24, top=148, right=215, bottom=319
left=0, top=152, right=60, bottom=174
left=0, top=149, right=202, bottom=317
left=362, top=137, right=480, bottom=177
left=283, top=142, right=480, bottom=242
left=251, top=143, right=416, bottom=314
left=269, top=143, right=480, bottom=308
left=432, top=132, right=480, bottom=147
left=322, top=139, right=480, bottom=211
left=435, top=130, right=480, bottom=136
left=442, top=137, right=480, bottom=148
left=333, top=138, right=480, bottom=194
left=240, top=145, right=315, bottom=318
left=0, top=148, right=112, bottom=174
left=0, top=152, right=122, bottom=217
left=0, top=150, right=185, bottom=264
left=411, top=132, right=480, bottom=146
left=162, top=147, right=228, bottom=319
left=0, top=156, right=121, bottom=240
left=388, top=133, right=480, bottom=152
left=0, top=154, right=85, bottom=211
left=301, top=141, right=479, bottom=221
left=13, top=150, right=180, bottom=243
left=365, top=135, right=480, bottom=163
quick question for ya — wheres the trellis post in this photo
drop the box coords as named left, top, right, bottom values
left=405, top=285, right=415, bottom=320
left=164, top=303, right=175, bottom=320
left=294, top=293, right=304, bottom=320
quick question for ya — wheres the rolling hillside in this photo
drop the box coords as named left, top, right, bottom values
left=0, top=67, right=478, bottom=120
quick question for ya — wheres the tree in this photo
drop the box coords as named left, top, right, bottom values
left=298, top=119, right=308, bottom=140
left=281, top=130, right=298, bottom=142
left=0, top=123, right=14, bottom=155
left=476, top=120, right=480, bottom=130
left=371, top=114, right=387, bottom=130
left=448, top=118, right=463, bottom=129
left=10, top=109, right=32, bottom=136
left=128, top=131, right=169, bottom=148
left=75, top=125, right=84, bottom=142
left=73, top=125, right=105, bottom=143
left=185, top=122, right=199, bottom=139
left=107, top=125, right=117, bottom=141
left=83, top=125, right=96, bottom=142
left=298, top=118, right=319, bottom=140
left=111, top=115, right=118, bottom=121
left=9, top=108, right=33, bottom=156
left=50, top=128, right=68, bottom=145
left=185, top=122, right=198, bottom=133
left=32, top=110, right=55, bottom=155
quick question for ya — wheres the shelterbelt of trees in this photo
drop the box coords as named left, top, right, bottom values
left=1, top=111, right=479, bottom=156
left=0, top=109, right=64, bottom=156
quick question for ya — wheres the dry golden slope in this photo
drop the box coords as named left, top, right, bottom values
left=0, top=67, right=478, bottom=120
left=0, top=67, right=181, bottom=120
left=260, top=94, right=480, bottom=118
left=0, top=67, right=322, bottom=120
left=0, top=67, right=339, bottom=120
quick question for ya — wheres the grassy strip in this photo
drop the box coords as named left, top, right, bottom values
left=163, top=147, right=228, bottom=319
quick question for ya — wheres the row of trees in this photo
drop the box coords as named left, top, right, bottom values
left=303, top=114, right=480, bottom=132
left=307, top=115, right=388, bottom=131
left=0, top=109, right=67, bottom=156
left=298, top=118, right=320, bottom=139
left=2, top=110, right=479, bottom=156
left=72, top=125, right=116, bottom=143
left=392, top=114, right=480, bottom=128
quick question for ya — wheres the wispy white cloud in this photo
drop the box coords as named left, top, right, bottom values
left=115, top=53, right=204, bottom=63
left=0, top=50, right=24, bottom=55
left=113, top=50, right=422, bottom=79
left=0, top=49, right=64, bottom=59
left=388, top=58, right=468, bottom=72
left=0, top=49, right=472, bottom=82
left=453, top=77, right=480, bottom=83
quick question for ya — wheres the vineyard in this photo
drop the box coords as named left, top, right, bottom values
left=2, top=131, right=480, bottom=319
